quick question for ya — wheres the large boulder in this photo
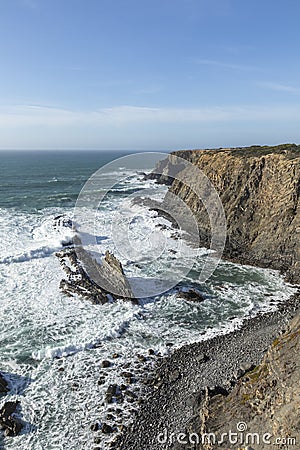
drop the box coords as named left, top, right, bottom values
left=0, top=401, right=23, bottom=437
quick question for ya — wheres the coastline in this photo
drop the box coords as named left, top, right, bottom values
left=116, top=146, right=300, bottom=449
left=118, top=290, right=300, bottom=449
left=2, top=145, right=298, bottom=448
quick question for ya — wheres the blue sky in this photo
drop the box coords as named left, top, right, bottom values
left=0, top=0, right=300, bottom=150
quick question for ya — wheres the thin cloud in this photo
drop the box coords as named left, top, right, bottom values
left=258, top=81, right=300, bottom=94
left=1, top=103, right=300, bottom=128
left=193, top=58, right=259, bottom=71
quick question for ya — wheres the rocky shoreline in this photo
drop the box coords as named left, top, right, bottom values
left=117, top=145, right=300, bottom=449
left=117, top=291, right=299, bottom=449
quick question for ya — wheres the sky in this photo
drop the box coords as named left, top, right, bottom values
left=0, top=0, right=300, bottom=150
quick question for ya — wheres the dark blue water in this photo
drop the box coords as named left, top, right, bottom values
left=0, top=150, right=138, bottom=209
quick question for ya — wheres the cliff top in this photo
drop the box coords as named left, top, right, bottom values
left=172, top=143, right=300, bottom=159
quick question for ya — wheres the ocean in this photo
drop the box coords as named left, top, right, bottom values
left=0, top=150, right=296, bottom=449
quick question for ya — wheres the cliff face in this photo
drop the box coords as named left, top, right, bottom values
left=155, top=144, right=300, bottom=449
left=158, top=144, right=300, bottom=283
left=201, top=308, right=300, bottom=449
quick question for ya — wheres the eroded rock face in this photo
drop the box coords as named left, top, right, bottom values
left=57, top=235, right=137, bottom=304
left=118, top=146, right=300, bottom=449
left=154, top=144, right=300, bottom=283
left=201, top=312, right=300, bottom=449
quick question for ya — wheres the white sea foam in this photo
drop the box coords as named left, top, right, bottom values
left=1, top=245, right=64, bottom=264
left=0, top=173, right=298, bottom=450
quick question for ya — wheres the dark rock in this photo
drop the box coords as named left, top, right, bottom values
left=101, top=422, right=114, bottom=434
left=56, top=231, right=138, bottom=305
left=0, top=373, right=8, bottom=394
left=0, top=401, right=23, bottom=436
left=105, top=384, right=123, bottom=404
left=105, top=394, right=114, bottom=404
left=196, top=353, right=209, bottom=363
left=121, top=372, right=135, bottom=384
left=106, top=384, right=119, bottom=396
left=102, top=360, right=112, bottom=368
left=125, top=390, right=138, bottom=400
left=90, top=422, right=101, bottom=432
left=177, top=288, right=205, bottom=302
left=106, top=413, right=115, bottom=421
left=208, top=385, right=229, bottom=397
left=54, top=215, right=73, bottom=229
left=235, top=362, right=256, bottom=379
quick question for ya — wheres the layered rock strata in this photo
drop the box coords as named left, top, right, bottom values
left=151, top=144, right=300, bottom=283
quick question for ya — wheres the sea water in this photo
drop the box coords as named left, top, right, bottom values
left=0, top=150, right=297, bottom=449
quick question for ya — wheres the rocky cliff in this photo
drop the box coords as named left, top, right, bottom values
left=154, top=143, right=300, bottom=283
left=201, top=310, right=300, bottom=449
left=114, top=145, right=300, bottom=450
left=152, top=144, right=300, bottom=449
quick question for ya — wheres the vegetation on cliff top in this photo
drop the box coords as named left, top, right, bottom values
left=229, top=143, right=300, bottom=158
left=172, top=143, right=300, bottom=159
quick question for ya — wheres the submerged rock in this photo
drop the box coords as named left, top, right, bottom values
left=101, top=360, right=112, bottom=368
left=177, top=288, right=205, bottom=302
left=101, top=422, right=115, bottom=434
left=90, top=422, right=101, bottom=432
